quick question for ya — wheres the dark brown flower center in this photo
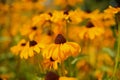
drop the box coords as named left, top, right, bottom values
left=50, top=57, right=55, bottom=62
left=86, top=22, right=94, bottom=28
left=48, top=12, right=52, bottom=17
left=0, top=78, right=3, bottom=80
left=29, top=40, right=37, bottom=47
left=64, top=9, right=69, bottom=15
left=21, top=43, right=26, bottom=46
left=85, top=9, right=91, bottom=13
left=55, top=34, right=66, bottom=44
left=45, top=71, right=59, bottom=80
left=31, top=26, right=37, bottom=30
left=47, top=30, right=54, bottom=36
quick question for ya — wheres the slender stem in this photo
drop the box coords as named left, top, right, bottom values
left=112, top=13, right=120, bottom=80
left=61, top=61, right=65, bottom=76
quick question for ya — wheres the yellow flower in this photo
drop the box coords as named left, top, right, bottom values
left=79, top=21, right=104, bottom=40
left=97, top=53, right=114, bottom=68
left=53, top=0, right=83, bottom=7
left=20, top=21, right=42, bottom=40
left=32, top=13, right=51, bottom=26
left=43, top=34, right=81, bottom=61
left=59, top=77, right=77, bottom=80
left=11, top=39, right=41, bottom=59
left=20, top=40, right=41, bottom=59
left=102, top=29, right=115, bottom=48
left=68, top=9, right=85, bottom=24
left=68, top=26, right=81, bottom=42
left=10, top=39, right=27, bottom=55
left=104, top=6, right=120, bottom=14
left=50, top=11, right=66, bottom=23
left=42, top=57, right=60, bottom=70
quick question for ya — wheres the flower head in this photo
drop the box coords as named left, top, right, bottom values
left=20, top=40, right=41, bottom=59
left=11, top=39, right=41, bottom=59
left=10, top=39, right=27, bottom=55
left=43, top=34, right=81, bottom=61
left=79, top=21, right=104, bottom=40
left=42, top=57, right=60, bottom=70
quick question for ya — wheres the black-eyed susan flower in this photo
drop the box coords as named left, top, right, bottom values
left=11, top=39, right=27, bottom=55
left=43, top=34, right=81, bottom=61
left=59, top=77, right=77, bottom=80
left=20, top=21, right=42, bottom=40
left=42, top=57, right=60, bottom=70
left=68, top=9, right=85, bottom=24
left=104, top=6, right=120, bottom=15
left=11, top=39, right=41, bottom=59
left=79, top=21, right=104, bottom=40
left=20, top=40, right=41, bottom=59
left=50, top=11, right=66, bottom=23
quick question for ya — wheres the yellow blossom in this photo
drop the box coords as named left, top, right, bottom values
left=79, top=21, right=104, bottom=40
left=59, top=77, right=77, bottom=80
left=20, top=40, right=41, bottom=59
left=10, top=39, right=27, bottom=55
left=43, top=34, right=81, bottom=61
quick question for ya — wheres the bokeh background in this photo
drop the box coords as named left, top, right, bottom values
left=0, top=0, right=120, bottom=80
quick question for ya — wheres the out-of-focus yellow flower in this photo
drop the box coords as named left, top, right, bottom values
left=68, top=9, right=85, bottom=24
left=104, top=6, right=120, bottom=14
left=97, top=53, right=114, bottom=67
left=100, top=12, right=115, bottom=27
left=11, top=39, right=27, bottom=55
left=68, top=26, right=81, bottom=42
left=54, top=0, right=83, bottom=7
left=59, top=77, right=77, bottom=80
left=94, top=70, right=103, bottom=80
left=102, top=29, right=115, bottom=48
left=79, top=21, right=104, bottom=40
left=32, top=13, right=51, bottom=26
left=20, top=40, right=41, bottom=59
left=11, top=40, right=41, bottom=59
left=43, top=34, right=81, bottom=61
left=50, top=11, right=66, bottom=23
left=20, top=21, right=42, bottom=39
left=42, top=57, right=60, bottom=70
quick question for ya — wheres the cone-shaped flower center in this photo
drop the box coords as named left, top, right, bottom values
left=86, top=22, right=94, bottom=28
left=48, top=12, right=53, bottom=17
left=50, top=57, right=55, bottom=62
left=31, top=26, right=37, bottom=30
left=45, top=71, right=59, bottom=80
left=29, top=40, right=37, bottom=47
left=55, top=34, right=66, bottom=44
left=21, top=43, right=26, bottom=46
left=47, top=30, right=54, bottom=36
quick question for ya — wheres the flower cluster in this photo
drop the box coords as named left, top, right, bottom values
left=0, top=0, right=119, bottom=80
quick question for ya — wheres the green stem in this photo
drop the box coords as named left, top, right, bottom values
left=112, top=13, right=120, bottom=80
left=61, top=61, right=65, bottom=76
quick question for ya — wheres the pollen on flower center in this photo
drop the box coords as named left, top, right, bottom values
left=86, top=22, right=94, bottom=28
left=31, top=26, right=37, bottom=30
left=55, top=34, right=66, bottom=44
left=29, top=40, right=37, bottom=47
left=21, top=43, right=26, bottom=46
left=45, top=71, right=59, bottom=80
